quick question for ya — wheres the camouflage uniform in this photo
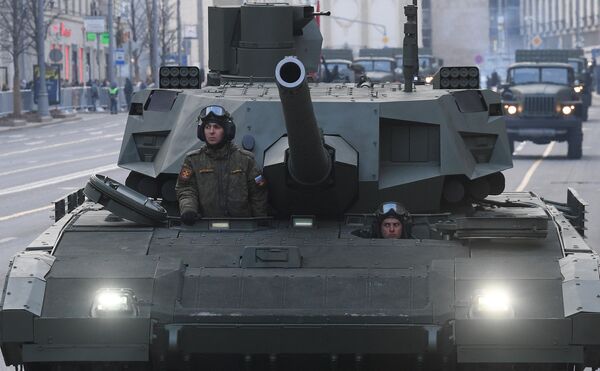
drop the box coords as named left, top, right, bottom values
left=175, top=142, right=268, bottom=217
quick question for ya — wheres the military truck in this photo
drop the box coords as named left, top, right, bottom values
left=1, top=2, right=599, bottom=371
left=352, top=56, right=398, bottom=83
left=319, top=58, right=357, bottom=83
left=568, top=57, right=593, bottom=116
left=502, top=53, right=584, bottom=158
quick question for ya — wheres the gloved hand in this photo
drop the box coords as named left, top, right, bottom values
left=180, top=210, right=198, bottom=225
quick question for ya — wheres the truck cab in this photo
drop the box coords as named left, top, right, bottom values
left=501, top=62, right=583, bottom=159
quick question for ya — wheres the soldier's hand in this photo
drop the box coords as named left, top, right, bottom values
left=180, top=210, right=198, bottom=225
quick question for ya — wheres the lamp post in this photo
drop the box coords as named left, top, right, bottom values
left=36, top=0, right=49, bottom=117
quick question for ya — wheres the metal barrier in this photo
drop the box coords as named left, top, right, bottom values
left=0, top=87, right=128, bottom=116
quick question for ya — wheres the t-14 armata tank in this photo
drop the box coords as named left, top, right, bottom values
left=1, top=2, right=597, bottom=371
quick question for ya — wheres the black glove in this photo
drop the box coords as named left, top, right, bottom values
left=180, top=210, right=198, bottom=225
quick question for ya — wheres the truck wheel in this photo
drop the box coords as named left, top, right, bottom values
left=568, top=131, right=583, bottom=159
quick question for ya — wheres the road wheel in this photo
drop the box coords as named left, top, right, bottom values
left=568, top=130, right=583, bottom=159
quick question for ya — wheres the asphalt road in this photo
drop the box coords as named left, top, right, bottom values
left=504, top=99, right=600, bottom=250
left=0, top=113, right=129, bottom=277
left=0, top=101, right=600, bottom=369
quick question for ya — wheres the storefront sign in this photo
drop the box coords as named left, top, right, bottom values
left=84, top=17, right=106, bottom=33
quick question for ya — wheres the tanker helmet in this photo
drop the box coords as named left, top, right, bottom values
left=197, top=105, right=236, bottom=142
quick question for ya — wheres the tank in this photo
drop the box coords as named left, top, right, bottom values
left=1, top=2, right=598, bottom=371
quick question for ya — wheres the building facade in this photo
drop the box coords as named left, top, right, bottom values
left=520, top=0, right=600, bottom=50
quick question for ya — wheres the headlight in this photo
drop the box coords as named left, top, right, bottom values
left=469, top=288, right=514, bottom=318
left=561, top=105, right=574, bottom=115
left=91, top=288, right=138, bottom=317
left=574, top=86, right=583, bottom=93
left=425, top=76, right=434, bottom=84
left=503, top=104, right=518, bottom=115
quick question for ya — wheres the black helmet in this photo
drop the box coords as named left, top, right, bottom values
left=197, top=105, right=236, bottom=142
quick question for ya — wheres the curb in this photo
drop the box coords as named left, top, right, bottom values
left=0, top=112, right=124, bottom=133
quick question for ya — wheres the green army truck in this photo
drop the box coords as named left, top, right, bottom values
left=502, top=52, right=584, bottom=159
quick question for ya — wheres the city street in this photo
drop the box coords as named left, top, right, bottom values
left=0, top=113, right=129, bottom=276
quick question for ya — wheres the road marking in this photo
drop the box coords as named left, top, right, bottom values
left=0, top=205, right=53, bottom=222
left=0, top=237, right=17, bottom=244
left=0, top=152, right=119, bottom=176
left=0, top=164, right=119, bottom=197
left=89, top=131, right=103, bottom=135
left=515, top=141, right=556, bottom=192
left=514, top=141, right=526, bottom=153
left=24, top=140, right=46, bottom=146
left=0, top=134, right=121, bottom=158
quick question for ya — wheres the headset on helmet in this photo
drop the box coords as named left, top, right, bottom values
left=197, top=105, right=236, bottom=142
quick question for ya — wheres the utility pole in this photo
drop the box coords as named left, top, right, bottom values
left=151, top=0, right=159, bottom=85
left=177, top=0, right=182, bottom=64
left=108, top=0, right=114, bottom=83
left=197, top=0, right=203, bottom=73
left=575, top=0, right=582, bottom=48
left=36, top=0, right=49, bottom=117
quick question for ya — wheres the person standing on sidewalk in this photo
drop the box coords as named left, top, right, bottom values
left=108, top=82, right=119, bottom=114
left=124, top=78, right=133, bottom=109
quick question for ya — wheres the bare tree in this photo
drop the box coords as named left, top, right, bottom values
left=0, top=0, right=32, bottom=117
left=128, top=0, right=149, bottom=82
left=24, top=0, right=60, bottom=74
left=158, top=0, right=175, bottom=64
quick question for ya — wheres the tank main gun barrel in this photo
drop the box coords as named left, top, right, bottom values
left=275, top=57, right=332, bottom=186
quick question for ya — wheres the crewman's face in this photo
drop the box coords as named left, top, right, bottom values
left=380, top=217, right=402, bottom=239
left=204, top=122, right=225, bottom=145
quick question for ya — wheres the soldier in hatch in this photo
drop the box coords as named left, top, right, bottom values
left=175, top=105, right=268, bottom=225
left=352, top=201, right=413, bottom=239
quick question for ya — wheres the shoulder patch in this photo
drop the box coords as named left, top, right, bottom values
left=179, top=166, right=193, bottom=181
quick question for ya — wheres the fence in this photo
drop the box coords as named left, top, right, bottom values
left=0, top=87, right=128, bottom=117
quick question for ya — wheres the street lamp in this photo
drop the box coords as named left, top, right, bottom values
left=36, top=0, right=49, bottom=117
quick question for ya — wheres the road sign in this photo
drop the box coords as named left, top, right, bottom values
left=49, top=49, right=63, bottom=63
left=100, top=32, right=110, bottom=46
left=531, top=35, right=543, bottom=48
left=84, top=17, right=106, bottom=33
left=183, top=25, right=197, bottom=39
left=115, top=48, right=125, bottom=65
left=86, top=32, right=97, bottom=42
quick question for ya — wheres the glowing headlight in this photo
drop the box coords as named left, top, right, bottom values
left=504, top=104, right=518, bottom=115
left=425, top=76, right=434, bottom=84
left=574, top=86, right=583, bottom=93
left=91, top=288, right=138, bottom=317
left=562, top=105, right=574, bottom=115
left=469, top=288, right=514, bottom=318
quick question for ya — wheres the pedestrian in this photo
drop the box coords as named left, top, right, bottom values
left=175, top=105, right=268, bottom=225
left=108, top=82, right=119, bottom=114
left=124, top=78, right=133, bottom=109
left=90, top=80, right=99, bottom=112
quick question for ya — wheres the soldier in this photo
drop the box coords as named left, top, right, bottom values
left=175, top=105, right=268, bottom=225
left=352, top=201, right=412, bottom=239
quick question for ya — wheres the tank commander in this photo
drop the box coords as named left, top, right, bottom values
left=175, top=105, right=268, bottom=225
left=352, top=201, right=412, bottom=239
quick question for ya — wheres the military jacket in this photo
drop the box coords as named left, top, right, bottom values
left=175, top=143, right=268, bottom=217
